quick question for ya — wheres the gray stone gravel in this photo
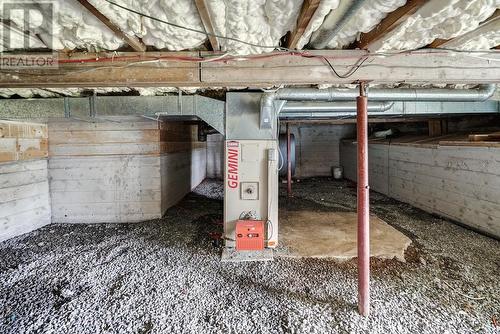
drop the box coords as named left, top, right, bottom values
left=0, top=178, right=498, bottom=334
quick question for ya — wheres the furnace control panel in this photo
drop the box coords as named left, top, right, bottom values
left=235, top=220, right=265, bottom=251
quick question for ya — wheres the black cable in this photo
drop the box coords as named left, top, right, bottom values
left=323, top=55, right=369, bottom=79
left=298, top=51, right=370, bottom=79
left=103, top=0, right=289, bottom=51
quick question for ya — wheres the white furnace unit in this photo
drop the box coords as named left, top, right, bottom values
left=224, top=93, right=279, bottom=250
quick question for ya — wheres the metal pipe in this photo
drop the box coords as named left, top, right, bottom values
left=286, top=123, right=292, bottom=197
left=281, top=101, right=394, bottom=114
left=265, top=84, right=495, bottom=103
left=357, top=82, right=370, bottom=317
left=311, top=0, right=369, bottom=49
left=261, top=85, right=496, bottom=119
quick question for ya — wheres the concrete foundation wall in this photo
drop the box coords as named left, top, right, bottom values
left=0, top=121, right=51, bottom=241
left=49, top=155, right=162, bottom=223
left=290, top=124, right=356, bottom=178
left=161, top=149, right=206, bottom=211
left=48, top=117, right=163, bottom=223
left=206, top=133, right=224, bottom=179
left=49, top=117, right=206, bottom=224
left=341, top=141, right=500, bottom=238
left=160, top=122, right=207, bottom=212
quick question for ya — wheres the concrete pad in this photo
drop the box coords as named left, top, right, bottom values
left=278, top=210, right=411, bottom=261
left=221, top=248, right=274, bottom=262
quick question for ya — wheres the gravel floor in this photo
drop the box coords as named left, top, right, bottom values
left=0, top=178, right=499, bottom=334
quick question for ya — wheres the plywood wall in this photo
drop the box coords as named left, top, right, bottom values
left=0, top=121, right=50, bottom=242
left=341, top=141, right=500, bottom=238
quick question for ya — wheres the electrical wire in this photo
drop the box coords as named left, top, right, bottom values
left=323, top=55, right=369, bottom=79
left=277, top=122, right=285, bottom=171
left=103, top=0, right=290, bottom=51
left=277, top=143, right=285, bottom=171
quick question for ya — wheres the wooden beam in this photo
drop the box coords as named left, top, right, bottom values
left=428, top=38, right=448, bottom=48
left=76, top=0, right=146, bottom=52
left=0, top=50, right=499, bottom=87
left=468, top=132, right=500, bottom=142
left=434, top=9, right=500, bottom=49
left=355, top=0, right=429, bottom=50
left=286, top=0, right=321, bottom=49
left=194, top=0, right=219, bottom=51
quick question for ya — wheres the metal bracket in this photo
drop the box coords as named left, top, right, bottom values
left=63, top=97, right=70, bottom=118
left=177, top=89, right=183, bottom=114
left=89, top=93, right=97, bottom=118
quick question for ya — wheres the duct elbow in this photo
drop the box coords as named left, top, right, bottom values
left=479, top=84, right=496, bottom=101
left=260, top=92, right=277, bottom=129
left=379, top=101, right=394, bottom=112
left=261, top=92, right=276, bottom=111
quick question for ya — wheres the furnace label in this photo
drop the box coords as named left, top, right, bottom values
left=227, top=141, right=239, bottom=189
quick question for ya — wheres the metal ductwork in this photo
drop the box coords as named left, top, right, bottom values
left=280, top=101, right=394, bottom=116
left=261, top=84, right=496, bottom=124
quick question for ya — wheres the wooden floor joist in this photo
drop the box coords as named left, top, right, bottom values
left=428, top=39, right=448, bottom=48
left=76, top=0, right=146, bottom=52
left=286, top=0, right=321, bottom=49
left=0, top=50, right=499, bottom=87
left=354, top=0, right=429, bottom=50
left=194, top=0, right=219, bottom=51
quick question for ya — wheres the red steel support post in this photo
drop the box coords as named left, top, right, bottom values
left=287, top=123, right=292, bottom=197
left=357, top=82, right=370, bottom=317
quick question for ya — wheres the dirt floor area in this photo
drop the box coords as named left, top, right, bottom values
left=0, top=178, right=499, bottom=334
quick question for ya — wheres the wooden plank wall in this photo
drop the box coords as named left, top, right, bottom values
left=0, top=121, right=50, bottom=241
left=160, top=121, right=207, bottom=212
left=341, top=141, right=500, bottom=238
left=48, top=117, right=163, bottom=223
